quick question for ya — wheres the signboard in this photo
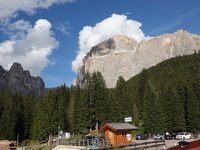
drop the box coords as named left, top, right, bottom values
left=126, top=134, right=131, bottom=141
left=125, top=117, right=132, bottom=122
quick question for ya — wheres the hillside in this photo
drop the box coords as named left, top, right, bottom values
left=123, top=52, right=200, bottom=133
left=0, top=53, right=199, bottom=142
left=72, top=52, right=200, bottom=134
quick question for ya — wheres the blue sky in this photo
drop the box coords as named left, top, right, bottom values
left=0, top=0, right=200, bottom=88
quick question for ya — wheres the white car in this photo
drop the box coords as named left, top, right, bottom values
left=153, top=133, right=165, bottom=140
left=176, top=132, right=192, bottom=140
left=197, top=132, right=200, bottom=139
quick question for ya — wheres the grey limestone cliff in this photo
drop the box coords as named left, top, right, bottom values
left=76, top=30, right=200, bottom=88
left=0, top=62, right=45, bottom=95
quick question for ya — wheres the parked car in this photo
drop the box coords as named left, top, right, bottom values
left=176, top=132, right=192, bottom=140
left=198, top=132, right=200, bottom=139
left=153, top=133, right=165, bottom=140
left=164, top=132, right=178, bottom=140
left=170, top=133, right=178, bottom=140
left=164, top=134, right=171, bottom=140
left=136, top=134, right=148, bottom=140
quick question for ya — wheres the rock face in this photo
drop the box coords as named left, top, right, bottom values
left=76, top=30, right=200, bottom=88
left=0, top=62, right=45, bottom=95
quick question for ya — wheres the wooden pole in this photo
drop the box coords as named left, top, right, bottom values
left=17, top=133, right=19, bottom=148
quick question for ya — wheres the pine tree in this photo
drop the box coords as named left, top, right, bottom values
left=94, top=72, right=109, bottom=126
left=74, top=87, right=90, bottom=132
left=0, top=92, right=18, bottom=140
left=115, top=76, right=132, bottom=122
left=57, top=85, right=69, bottom=131
left=23, top=95, right=35, bottom=139
left=142, top=82, right=157, bottom=134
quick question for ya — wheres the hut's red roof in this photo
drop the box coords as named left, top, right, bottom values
left=167, top=140, right=200, bottom=150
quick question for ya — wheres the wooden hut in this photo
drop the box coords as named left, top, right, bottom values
left=99, top=123, right=138, bottom=147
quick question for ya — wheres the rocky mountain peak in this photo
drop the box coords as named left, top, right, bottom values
left=0, top=62, right=45, bottom=95
left=111, top=35, right=137, bottom=43
left=9, top=62, right=23, bottom=74
left=84, top=35, right=137, bottom=62
left=111, top=35, right=137, bottom=50
left=174, top=29, right=189, bottom=35
left=76, top=30, right=200, bottom=88
left=0, top=65, right=5, bottom=75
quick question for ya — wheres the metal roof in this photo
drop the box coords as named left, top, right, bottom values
left=107, top=123, right=138, bottom=130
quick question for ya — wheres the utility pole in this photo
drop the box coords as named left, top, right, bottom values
left=58, top=126, right=60, bottom=145
left=17, top=133, right=19, bottom=148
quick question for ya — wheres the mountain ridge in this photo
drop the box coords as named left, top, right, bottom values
left=76, top=29, right=200, bottom=88
left=0, top=62, right=45, bottom=95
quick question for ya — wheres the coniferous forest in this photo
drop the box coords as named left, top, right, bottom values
left=0, top=52, right=200, bottom=141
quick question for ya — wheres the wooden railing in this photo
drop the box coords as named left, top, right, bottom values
left=115, top=140, right=166, bottom=149
left=59, top=139, right=165, bottom=149
left=61, top=139, right=111, bottom=149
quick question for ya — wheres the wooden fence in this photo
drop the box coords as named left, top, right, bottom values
left=60, top=139, right=165, bottom=150
left=60, top=138, right=111, bottom=149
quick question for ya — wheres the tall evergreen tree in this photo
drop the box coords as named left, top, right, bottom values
left=115, top=76, right=132, bottom=122
left=142, top=82, right=157, bottom=134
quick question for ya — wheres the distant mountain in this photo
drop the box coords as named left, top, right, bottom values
left=0, top=62, right=45, bottom=95
left=76, top=30, right=200, bottom=88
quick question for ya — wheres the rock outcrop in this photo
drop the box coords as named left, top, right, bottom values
left=0, top=62, right=45, bottom=95
left=76, top=30, right=200, bottom=88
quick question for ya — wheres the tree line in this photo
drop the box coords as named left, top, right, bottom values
left=0, top=52, right=199, bottom=141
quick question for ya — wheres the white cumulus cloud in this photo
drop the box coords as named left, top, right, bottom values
left=1, top=19, right=32, bottom=40
left=0, top=0, right=74, bottom=21
left=56, top=22, right=71, bottom=36
left=0, top=19, right=59, bottom=76
left=72, top=13, right=150, bottom=73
